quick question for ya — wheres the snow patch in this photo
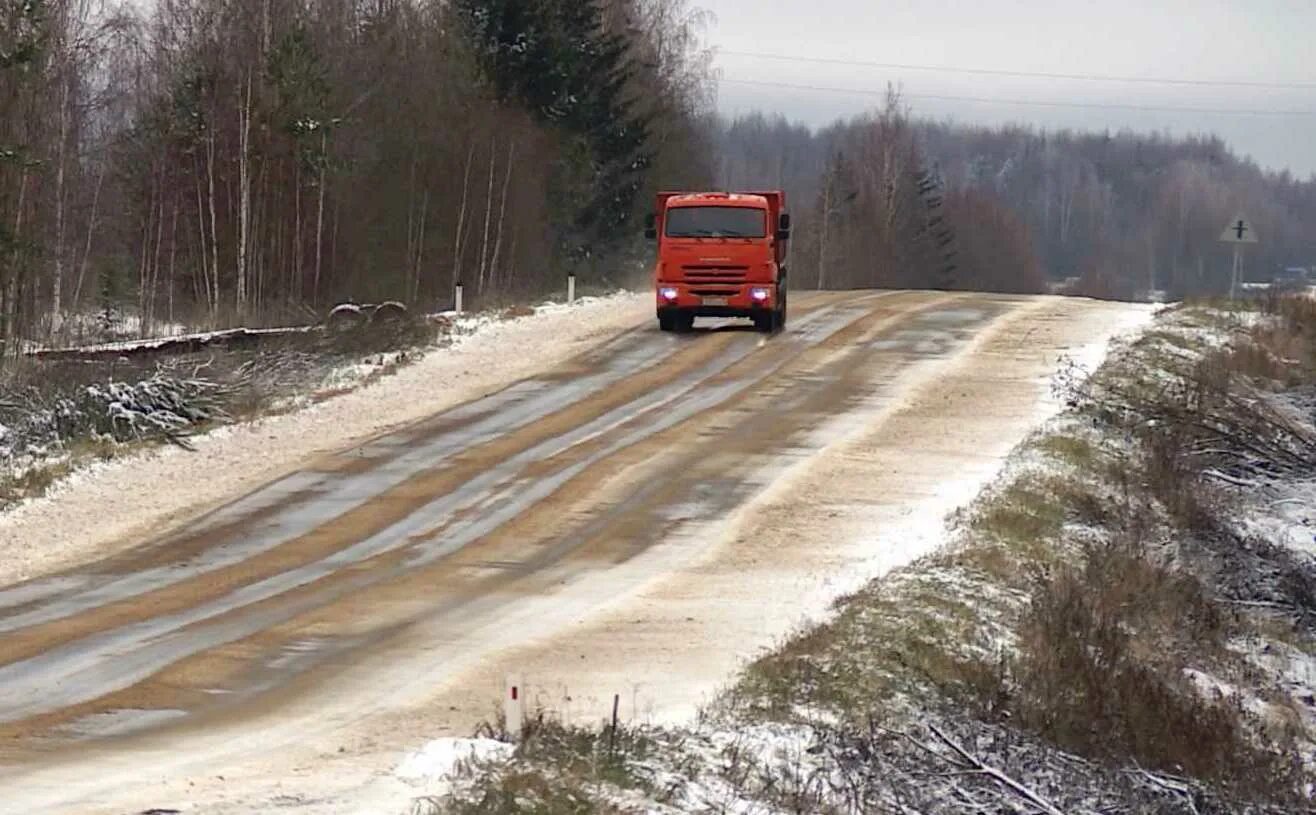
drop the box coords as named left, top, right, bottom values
left=395, top=737, right=513, bottom=784
left=1237, top=477, right=1316, bottom=558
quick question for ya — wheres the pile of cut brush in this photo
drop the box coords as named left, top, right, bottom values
left=0, top=359, right=229, bottom=464
left=0, top=311, right=439, bottom=507
left=759, top=714, right=1294, bottom=815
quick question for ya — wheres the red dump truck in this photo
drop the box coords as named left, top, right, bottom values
left=645, top=191, right=790, bottom=333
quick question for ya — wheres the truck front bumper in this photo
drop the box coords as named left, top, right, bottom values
left=655, top=283, right=776, bottom=316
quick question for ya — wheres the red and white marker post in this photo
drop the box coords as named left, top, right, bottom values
left=504, top=674, right=524, bottom=741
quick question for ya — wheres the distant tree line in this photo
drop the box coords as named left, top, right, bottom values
left=6, top=1, right=1315, bottom=355
left=716, top=93, right=1316, bottom=299
left=0, top=0, right=715, bottom=352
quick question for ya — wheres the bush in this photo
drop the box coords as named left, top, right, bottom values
left=1000, top=529, right=1307, bottom=801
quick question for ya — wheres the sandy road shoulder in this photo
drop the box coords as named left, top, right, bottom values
left=0, top=294, right=650, bottom=587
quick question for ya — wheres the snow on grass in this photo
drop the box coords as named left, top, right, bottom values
left=1243, top=637, right=1316, bottom=737
left=395, top=737, right=514, bottom=785
left=309, top=350, right=413, bottom=397
left=1237, top=477, right=1316, bottom=558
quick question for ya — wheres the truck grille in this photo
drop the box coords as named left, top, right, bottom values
left=682, top=265, right=749, bottom=284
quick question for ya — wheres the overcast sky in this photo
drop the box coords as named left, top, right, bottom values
left=702, top=0, right=1316, bottom=177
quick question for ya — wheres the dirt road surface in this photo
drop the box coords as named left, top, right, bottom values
left=0, top=291, right=1149, bottom=814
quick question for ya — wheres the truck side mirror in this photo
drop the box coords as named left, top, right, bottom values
left=776, top=212, right=791, bottom=240
left=644, top=213, right=657, bottom=240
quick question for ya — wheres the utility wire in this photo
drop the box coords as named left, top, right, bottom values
left=718, top=78, right=1316, bottom=117
left=719, top=50, right=1316, bottom=91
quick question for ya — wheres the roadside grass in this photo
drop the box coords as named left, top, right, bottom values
left=414, top=714, right=672, bottom=815
left=502, top=304, right=538, bottom=320
left=0, top=459, right=74, bottom=505
left=1002, top=529, right=1305, bottom=797
left=0, top=433, right=122, bottom=505
left=1034, top=431, right=1096, bottom=468
left=729, top=564, right=1016, bottom=723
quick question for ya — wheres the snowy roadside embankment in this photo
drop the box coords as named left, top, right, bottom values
left=0, top=293, right=647, bottom=587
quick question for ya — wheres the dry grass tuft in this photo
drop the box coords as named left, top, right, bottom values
left=420, top=714, right=659, bottom=814
left=502, top=304, right=537, bottom=319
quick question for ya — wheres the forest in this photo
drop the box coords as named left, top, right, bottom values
left=716, top=96, right=1316, bottom=299
left=2, top=0, right=1314, bottom=355
left=0, top=0, right=716, bottom=350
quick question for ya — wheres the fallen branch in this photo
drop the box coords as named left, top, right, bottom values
left=926, top=724, right=1067, bottom=815
left=1226, top=599, right=1297, bottom=610
left=1131, top=768, right=1201, bottom=815
left=1202, top=468, right=1260, bottom=488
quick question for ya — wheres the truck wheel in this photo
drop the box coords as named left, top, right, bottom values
left=754, top=312, right=773, bottom=333
left=677, top=313, right=696, bottom=332
left=659, top=313, right=676, bottom=332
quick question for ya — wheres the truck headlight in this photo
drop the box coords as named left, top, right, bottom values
left=750, top=287, right=771, bottom=302
left=659, top=287, right=679, bottom=301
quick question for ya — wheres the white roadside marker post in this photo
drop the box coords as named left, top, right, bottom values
left=455, top=281, right=464, bottom=315
left=567, top=274, right=576, bottom=305
left=504, top=674, right=524, bottom=742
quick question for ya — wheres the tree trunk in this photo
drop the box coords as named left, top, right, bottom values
left=489, top=139, right=517, bottom=294
left=451, top=141, right=476, bottom=290
left=195, top=172, right=212, bottom=316
left=477, top=137, right=498, bottom=296
left=817, top=168, right=832, bottom=291
left=315, top=129, right=328, bottom=305
left=5, top=171, right=30, bottom=348
left=236, top=74, right=253, bottom=317
left=294, top=152, right=303, bottom=308
left=136, top=194, right=152, bottom=337
left=206, top=132, right=221, bottom=323
left=412, top=189, right=429, bottom=303
left=168, top=198, right=180, bottom=328
left=146, top=171, right=167, bottom=336
left=51, top=66, right=73, bottom=328
left=72, top=159, right=107, bottom=309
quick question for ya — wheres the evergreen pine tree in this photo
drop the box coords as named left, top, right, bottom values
left=455, top=0, right=650, bottom=265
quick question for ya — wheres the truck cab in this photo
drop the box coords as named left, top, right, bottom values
left=646, top=191, right=790, bottom=333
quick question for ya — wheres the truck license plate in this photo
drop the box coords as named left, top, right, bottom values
left=701, top=296, right=727, bottom=306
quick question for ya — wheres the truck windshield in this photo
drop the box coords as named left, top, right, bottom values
left=665, top=206, right=766, bottom=238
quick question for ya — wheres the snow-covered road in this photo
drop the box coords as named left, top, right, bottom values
left=0, top=291, right=1150, bottom=814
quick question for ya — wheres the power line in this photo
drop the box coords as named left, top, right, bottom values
left=717, top=77, right=1316, bottom=117
left=719, top=50, right=1316, bottom=91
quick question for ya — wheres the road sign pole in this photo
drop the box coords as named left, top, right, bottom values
left=1230, top=245, right=1241, bottom=299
